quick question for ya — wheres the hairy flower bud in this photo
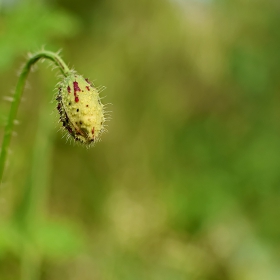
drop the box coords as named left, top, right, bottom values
left=56, top=71, right=105, bottom=145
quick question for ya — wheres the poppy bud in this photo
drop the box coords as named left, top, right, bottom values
left=57, top=71, right=105, bottom=145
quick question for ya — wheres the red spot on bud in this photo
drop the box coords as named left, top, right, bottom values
left=86, top=86, right=90, bottom=91
left=85, top=78, right=90, bottom=84
left=67, top=86, right=71, bottom=93
left=92, top=127, right=95, bottom=136
left=73, top=81, right=81, bottom=92
left=73, top=81, right=81, bottom=103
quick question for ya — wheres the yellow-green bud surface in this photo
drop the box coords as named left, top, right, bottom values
left=56, top=71, right=105, bottom=145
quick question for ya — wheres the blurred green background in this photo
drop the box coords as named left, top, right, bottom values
left=1, top=0, right=280, bottom=279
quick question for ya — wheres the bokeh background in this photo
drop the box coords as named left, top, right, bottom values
left=1, top=0, right=280, bottom=279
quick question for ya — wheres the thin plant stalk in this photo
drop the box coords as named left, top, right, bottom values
left=0, top=51, right=70, bottom=183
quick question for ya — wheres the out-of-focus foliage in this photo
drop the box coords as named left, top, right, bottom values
left=0, top=0, right=80, bottom=70
left=0, top=0, right=280, bottom=279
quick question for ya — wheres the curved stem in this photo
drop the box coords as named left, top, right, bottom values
left=0, top=50, right=70, bottom=183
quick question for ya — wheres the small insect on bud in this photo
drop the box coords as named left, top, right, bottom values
left=56, top=71, right=106, bottom=146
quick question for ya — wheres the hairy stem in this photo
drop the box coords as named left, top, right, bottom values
left=0, top=50, right=70, bottom=183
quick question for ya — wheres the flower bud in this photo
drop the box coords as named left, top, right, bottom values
left=56, top=71, right=105, bottom=145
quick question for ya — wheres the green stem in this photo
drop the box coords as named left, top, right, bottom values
left=0, top=50, right=70, bottom=183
